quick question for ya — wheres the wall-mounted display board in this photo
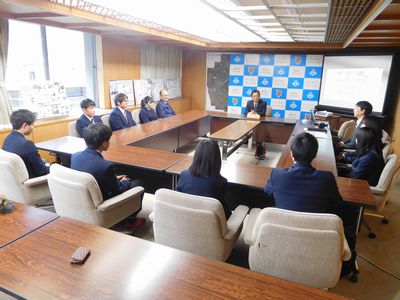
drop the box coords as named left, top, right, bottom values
left=206, top=53, right=323, bottom=120
left=166, top=78, right=181, bottom=99
left=109, top=80, right=135, bottom=107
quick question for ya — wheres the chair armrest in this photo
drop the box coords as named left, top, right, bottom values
left=342, top=236, right=352, bottom=261
left=337, top=162, right=352, bottom=169
left=149, top=212, right=154, bottom=222
left=370, top=186, right=385, bottom=195
left=224, top=205, right=249, bottom=240
left=343, top=149, right=356, bottom=153
left=23, top=175, right=48, bottom=187
left=244, top=208, right=261, bottom=245
left=97, top=186, right=144, bottom=211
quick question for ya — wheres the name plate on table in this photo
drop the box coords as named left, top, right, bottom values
left=247, top=112, right=260, bottom=119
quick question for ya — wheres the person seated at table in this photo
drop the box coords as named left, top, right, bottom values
left=76, top=98, right=103, bottom=137
left=139, top=96, right=158, bottom=124
left=244, top=89, right=267, bottom=160
left=71, top=123, right=144, bottom=200
left=337, top=101, right=373, bottom=151
left=156, top=89, right=176, bottom=118
left=177, top=139, right=230, bottom=217
left=109, top=93, right=137, bottom=131
left=361, top=116, right=384, bottom=154
left=244, top=89, right=267, bottom=118
left=264, top=132, right=343, bottom=213
left=2, top=109, right=49, bottom=178
left=339, top=127, right=384, bottom=186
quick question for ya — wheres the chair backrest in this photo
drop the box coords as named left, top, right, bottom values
left=382, top=142, right=393, bottom=160
left=153, top=188, right=228, bottom=260
left=249, top=207, right=346, bottom=289
left=373, top=154, right=399, bottom=210
left=382, top=129, right=390, bottom=143
left=101, top=114, right=110, bottom=128
left=337, top=120, right=356, bottom=141
left=48, top=164, right=103, bottom=223
left=68, top=121, right=80, bottom=137
left=266, top=105, right=272, bottom=117
left=0, top=149, right=30, bottom=203
left=132, top=109, right=140, bottom=124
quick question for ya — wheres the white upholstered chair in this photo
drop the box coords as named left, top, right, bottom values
left=0, top=149, right=51, bottom=206
left=48, top=164, right=144, bottom=228
left=101, top=114, right=110, bottom=128
left=337, top=120, right=356, bottom=141
left=132, top=109, right=141, bottom=124
left=363, top=154, right=400, bottom=238
left=67, top=121, right=80, bottom=137
left=244, top=207, right=351, bottom=289
left=152, top=188, right=249, bottom=261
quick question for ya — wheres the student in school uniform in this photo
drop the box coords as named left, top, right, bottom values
left=109, top=93, right=136, bottom=131
left=264, top=132, right=343, bottom=213
left=177, top=139, right=230, bottom=217
left=75, top=98, right=103, bottom=137
left=139, top=96, right=158, bottom=124
left=71, top=123, right=145, bottom=229
left=339, top=127, right=384, bottom=186
left=2, top=109, right=49, bottom=178
left=244, top=89, right=267, bottom=160
left=156, top=89, right=176, bottom=118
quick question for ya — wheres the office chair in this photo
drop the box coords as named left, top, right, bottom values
left=0, top=149, right=51, bottom=206
left=244, top=207, right=351, bottom=289
left=363, top=154, right=399, bottom=239
left=48, top=164, right=144, bottom=228
left=152, top=188, right=249, bottom=261
left=337, top=120, right=356, bottom=141
left=101, top=114, right=111, bottom=128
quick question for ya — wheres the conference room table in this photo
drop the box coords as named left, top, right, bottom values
left=36, top=110, right=375, bottom=209
left=0, top=202, right=58, bottom=248
left=0, top=210, right=350, bottom=300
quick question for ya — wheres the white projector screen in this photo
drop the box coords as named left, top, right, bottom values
left=319, top=55, right=393, bottom=113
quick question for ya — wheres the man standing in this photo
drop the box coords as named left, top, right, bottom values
left=156, top=89, right=176, bottom=118
left=2, top=109, right=49, bottom=178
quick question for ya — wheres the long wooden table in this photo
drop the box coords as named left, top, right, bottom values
left=0, top=202, right=58, bottom=248
left=0, top=215, right=349, bottom=300
left=209, top=119, right=260, bottom=159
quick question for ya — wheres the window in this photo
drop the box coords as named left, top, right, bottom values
left=5, top=20, right=95, bottom=119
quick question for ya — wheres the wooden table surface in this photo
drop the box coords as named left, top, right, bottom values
left=0, top=202, right=58, bottom=248
left=0, top=217, right=349, bottom=300
left=36, top=136, right=85, bottom=155
left=209, top=119, right=260, bottom=141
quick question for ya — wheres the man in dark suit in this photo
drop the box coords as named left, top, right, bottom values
left=156, top=89, right=176, bottom=118
left=2, top=109, right=49, bottom=178
left=244, top=89, right=267, bottom=160
left=244, top=89, right=267, bottom=117
left=264, top=132, right=342, bottom=213
left=109, top=93, right=137, bottom=131
left=75, top=98, right=103, bottom=137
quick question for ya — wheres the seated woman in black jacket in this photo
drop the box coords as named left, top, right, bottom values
left=139, top=96, right=158, bottom=124
left=177, top=139, right=230, bottom=217
left=340, top=127, right=384, bottom=186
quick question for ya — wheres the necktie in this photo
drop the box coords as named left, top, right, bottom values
left=254, top=103, right=257, bottom=110
left=90, top=118, right=94, bottom=124
left=124, top=110, right=129, bottom=125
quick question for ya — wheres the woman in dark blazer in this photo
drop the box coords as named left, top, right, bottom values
left=139, top=96, right=158, bottom=124
left=342, top=127, right=384, bottom=186
left=177, top=139, right=230, bottom=217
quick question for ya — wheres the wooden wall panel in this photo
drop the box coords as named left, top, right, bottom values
left=182, top=49, right=207, bottom=110
left=102, top=37, right=141, bottom=108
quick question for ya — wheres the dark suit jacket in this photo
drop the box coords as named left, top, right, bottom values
left=156, top=100, right=176, bottom=118
left=139, top=108, right=158, bottom=124
left=264, top=162, right=343, bottom=213
left=177, top=170, right=230, bottom=217
left=2, top=131, right=49, bottom=178
left=244, top=99, right=267, bottom=116
left=109, top=107, right=136, bottom=131
left=350, top=150, right=384, bottom=186
left=71, top=148, right=131, bottom=200
left=76, top=114, right=103, bottom=137
left=343, top=119, right=362, bottom=149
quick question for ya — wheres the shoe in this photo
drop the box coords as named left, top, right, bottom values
left=125, top=217, right=146, bottom=231
left=255, top=155, right=266, bottom=160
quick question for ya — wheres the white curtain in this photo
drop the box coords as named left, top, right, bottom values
left=140, top=44, right=181, bottom=79
left=0, top=19, right=12, bottom=125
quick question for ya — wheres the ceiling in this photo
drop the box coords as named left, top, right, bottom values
left=0, top=0, right=399, bottom=50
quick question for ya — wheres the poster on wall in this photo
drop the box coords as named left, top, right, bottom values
left=206, top=53, right=323, bottom=120
left=109, top=80, right=135, bottom=107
